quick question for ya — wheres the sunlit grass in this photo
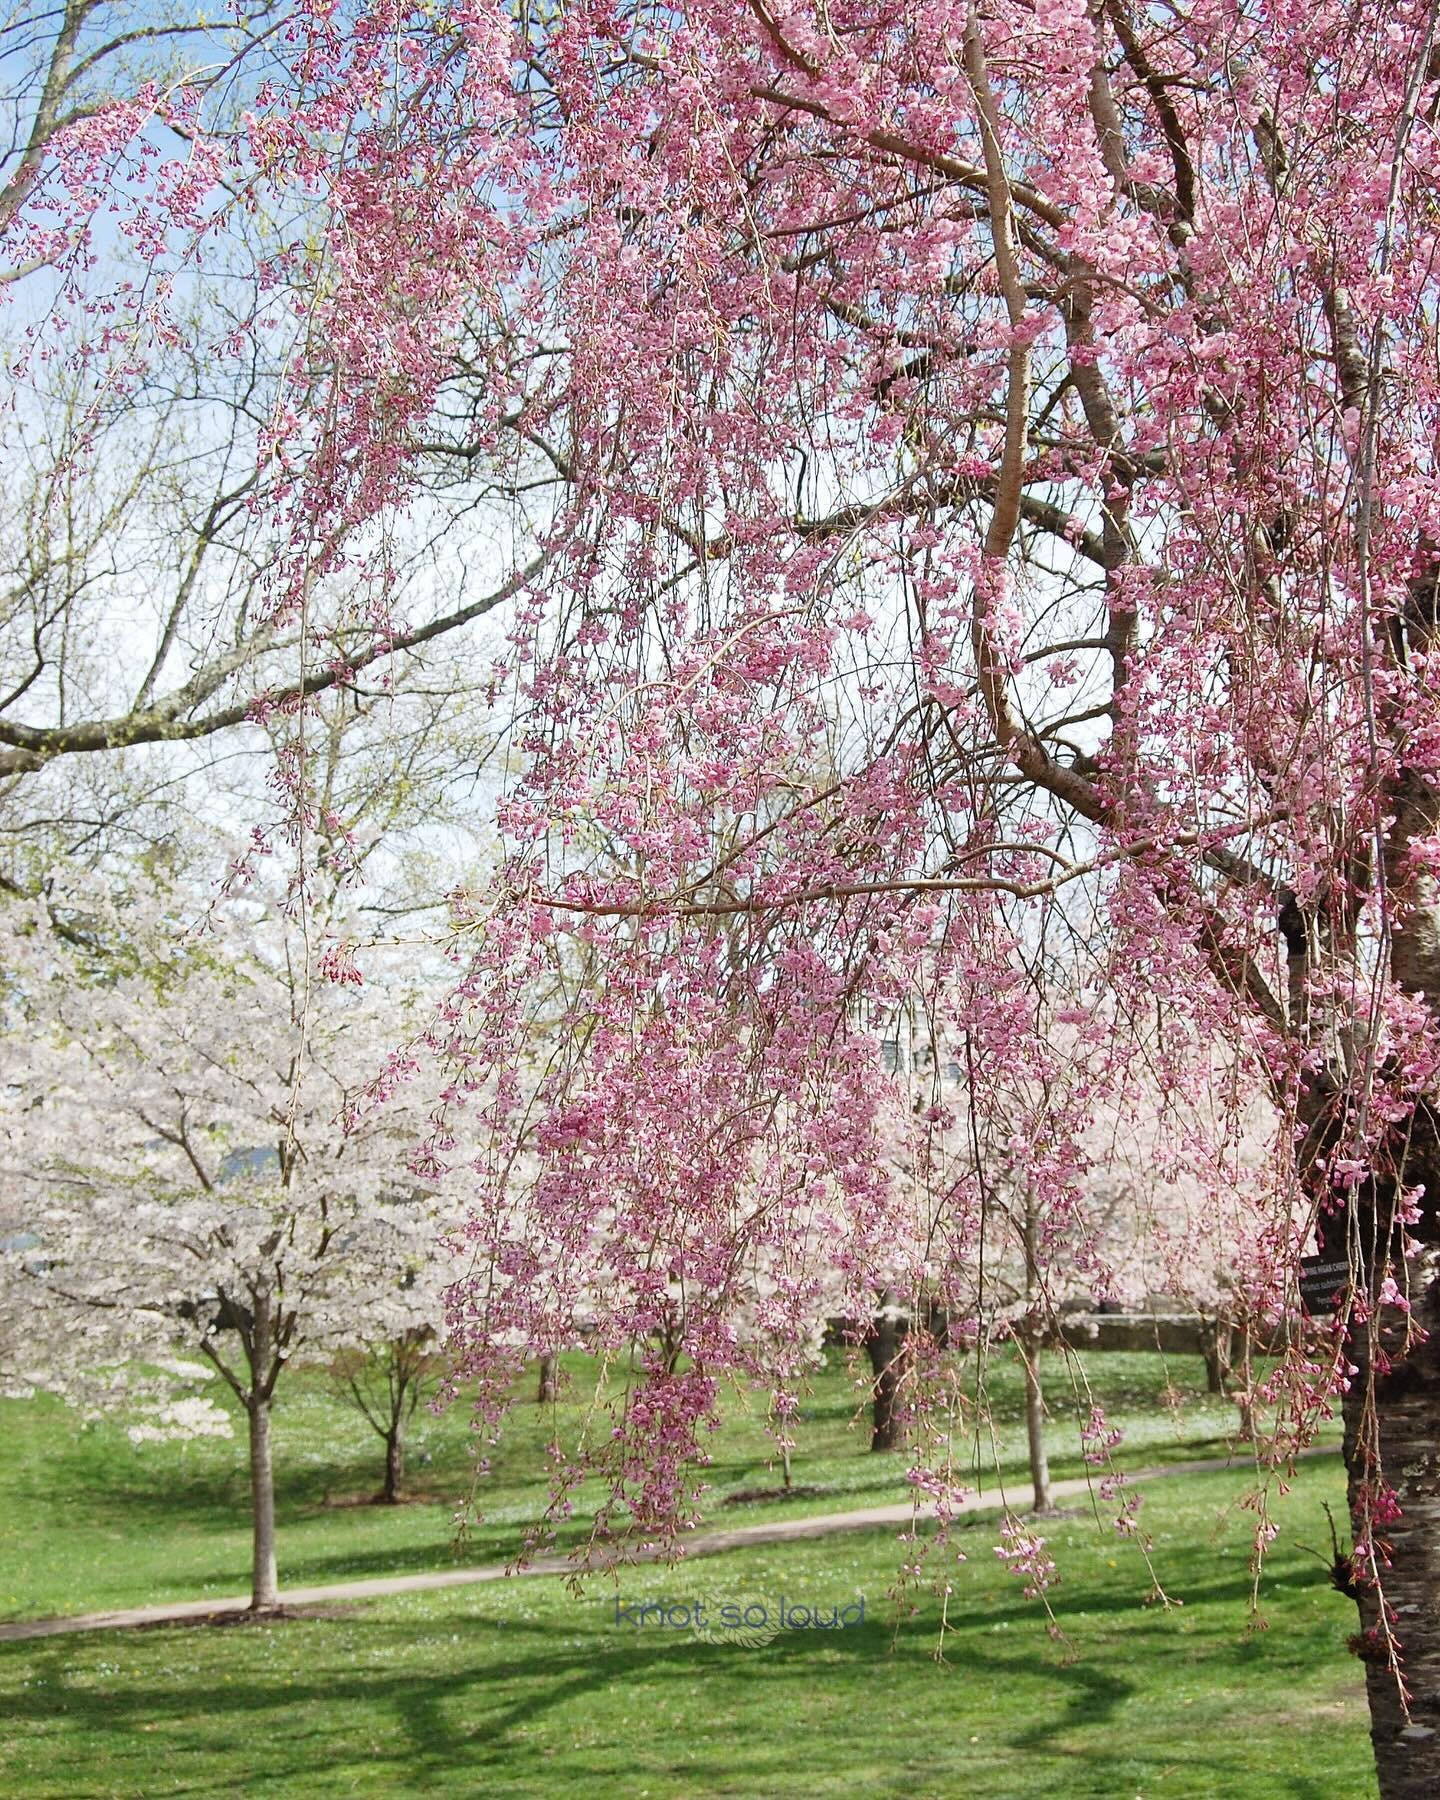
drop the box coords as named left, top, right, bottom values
left=0, top=1345, right=1302, bottom=1620
left=1, top=1462, right=1372, bottom=1797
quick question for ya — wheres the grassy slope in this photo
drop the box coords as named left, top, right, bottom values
left=0, top=1349, right=1369, bottom=1797
left=2, top=1346, right=1329, bottom=1620
left=0, top=1465, right=1373, bottom=1798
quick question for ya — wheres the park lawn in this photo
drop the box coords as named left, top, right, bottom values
left=0, top=1462, right=1373, bottom=1798
left=0, top=1346, right=1305, bottom=1622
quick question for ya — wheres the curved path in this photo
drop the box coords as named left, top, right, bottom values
left=0, top=1445, right=1339, bottom=1643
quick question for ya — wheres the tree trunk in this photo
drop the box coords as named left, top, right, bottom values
left=767, top=1394, right=794, bottom=1489
left=1018, top=1203, right=1051, bottom=1508
left=247, top=1394, right=279, bottom=1610
left=1233, top=1321, right=1255, bottom=1443
left=1344, top=761, right=1440, bottom=1794
left=1021, top=1333, right=1052, bottom=1513
left=245, top=1282, right=279, bottom=1611
left=537, top=1351, right=558, bottom=1404
left=377, top=1424, right=405, bottom=1504
left=867, top=1298, right=907, bottom=1452
left=1202, top=1316, right=1233, bottom=1395
left=1343, top=1264, right=1440, bottom=1797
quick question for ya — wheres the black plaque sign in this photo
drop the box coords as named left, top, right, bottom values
left=1298, top=1254, right=1352, bottom=1316
left=1299, top=1197, right=1374, bottom=1316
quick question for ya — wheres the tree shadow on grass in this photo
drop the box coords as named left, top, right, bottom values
left=0, top=1613, right=1127, bottom=1791
left=0, top=1593, right=1357, bottom=1799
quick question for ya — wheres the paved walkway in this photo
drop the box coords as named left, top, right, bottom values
left=0, top=1445, right=1338, bottom=1643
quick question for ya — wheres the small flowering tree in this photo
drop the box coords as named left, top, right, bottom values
left=0, top=873, right=460, bottom=1608
left=328, top=1277, right=451, bottom=1504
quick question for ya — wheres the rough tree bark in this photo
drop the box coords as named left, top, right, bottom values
left=1342, top=1243, right=1440, bottom=1795
left=1331, top=718, right=1440, bottom=1793
left=537, top=1352, right=558, bottom=1404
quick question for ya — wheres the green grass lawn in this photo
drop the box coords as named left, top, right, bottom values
left=0, top=1347, right=1369, bottom=1796
left=2, top=1345, right=1314, bottom=1621
left=0, top=1463, right=1373, bottom=1797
